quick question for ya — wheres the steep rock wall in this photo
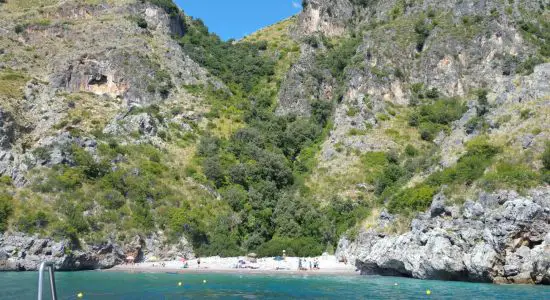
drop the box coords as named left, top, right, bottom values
left=336, top=188, right=550, bottom=284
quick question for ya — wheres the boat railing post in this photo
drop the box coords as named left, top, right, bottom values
left=37, top=262, right=44, bottom=300
left=38, top=261, right=58, bottom=300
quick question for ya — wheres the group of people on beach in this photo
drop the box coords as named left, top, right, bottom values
left=298, top=258, right=320, bottom=271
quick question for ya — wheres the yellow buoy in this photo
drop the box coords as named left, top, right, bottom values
left=426, top=289, right=432, bottom=295
left=178, top=282, right=183, bottom=286
left=77, top=292, right=84, bottom=298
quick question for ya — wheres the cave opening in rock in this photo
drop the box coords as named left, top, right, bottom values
left=88, top=74, right=108, bottom=85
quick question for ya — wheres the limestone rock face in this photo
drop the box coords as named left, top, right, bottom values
left=283, top=0, right=550, bottom=176
left=0, top=232, right=123, bottom=271
left=298, top=0, right=354, bottom=37
left=0, top=109, right=20, bottom=182
left=144, top=233, right=195, bottom=261
left=0, top=231, right=194, bottom=271
left=276, top=45, right=334, bottom=117
left=0, top=1, right=220, bottom=183
left=143, top=5, right=186, bottom=37
left=53, top=55, right=130, bottom=100
left=104, top=112, right=160, bottom=137
left=336, top=188, right=550, bottom=284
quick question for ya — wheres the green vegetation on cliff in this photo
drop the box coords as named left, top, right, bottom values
left=178, top=18, right=275, bottom=93
left=174, top=15, right=358, bottom=255
left=0, top=0, right=549, bottom=260
left=0, top=6, right=363, bottom=257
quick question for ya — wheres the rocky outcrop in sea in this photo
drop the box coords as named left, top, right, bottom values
left=336, top=188, right=550, bottom=284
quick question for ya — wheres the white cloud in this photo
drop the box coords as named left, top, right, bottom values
left=292, top=1, right=301, bottom=9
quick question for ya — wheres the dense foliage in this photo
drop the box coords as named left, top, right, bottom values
left=178, top=18, right=275, bottom=92
left=0, top=193, right=13, bottom=232
left=388, top=138, right=500, bottom=214
left=170, top=16, right=374, bottom=256
left=409, top=93, right=467, bottom=141
left=518, top=17, right=550, bottom=58
left=481, top=162, right=540, bottom=191
left=317, top=36, right=361, bottom=81
left=192, top=88, right=340, bottom=255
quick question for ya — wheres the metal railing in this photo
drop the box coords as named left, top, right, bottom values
left=37, top=261, right=58, bottom=300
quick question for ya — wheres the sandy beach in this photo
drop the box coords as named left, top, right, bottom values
left=107, top=255, right=358, bottom=276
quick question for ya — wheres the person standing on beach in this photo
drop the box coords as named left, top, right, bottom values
left=309, top=260, right=312, bottom=270
left=197, top=257, right=201, bottom=269
left=298, top=258, right=302, bottom=271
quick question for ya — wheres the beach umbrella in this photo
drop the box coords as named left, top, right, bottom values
left=147, top=256, right=159, bottom=262
left=247, top=253, right=257, bottom=257
left=273, top=256, right=284, bottom=261
left=179, top=257, right=187, bottom=262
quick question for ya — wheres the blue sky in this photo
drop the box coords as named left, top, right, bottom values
left=175, top=0, right=302, bottom=40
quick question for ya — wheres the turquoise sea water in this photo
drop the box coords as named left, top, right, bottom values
left=1, top=271, right=549, bottom=299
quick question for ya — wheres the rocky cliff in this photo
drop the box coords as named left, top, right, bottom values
left=0, top=0, right=206, bottom=270
left=0, top=232, right=124, bottom=271
left=0, top=232, right=193, bottom=271
left=298, top=0, right=354, bottom=37
left=336, top=188, right=550, bottom=284
left=0, top=0, right=549, bottom=279
left=300, top=0, right=550, bottom=284
left=0, top=0, right=217, bottom=186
